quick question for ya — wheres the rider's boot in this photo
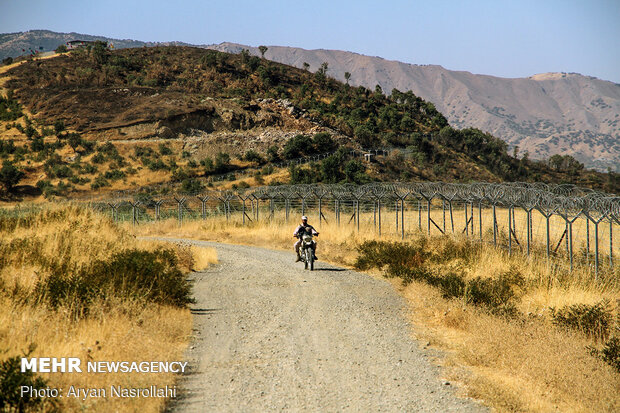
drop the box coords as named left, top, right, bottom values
left=295, top=253, right=301, bottom=262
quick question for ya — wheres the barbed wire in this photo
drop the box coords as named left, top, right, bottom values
left=90, top=182, right=620, bottom=279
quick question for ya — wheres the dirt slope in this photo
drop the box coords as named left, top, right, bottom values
left=163, top=240, right=486, bottom=412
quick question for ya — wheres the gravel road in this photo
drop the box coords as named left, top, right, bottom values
left=164, top=239, right=486, bottom=412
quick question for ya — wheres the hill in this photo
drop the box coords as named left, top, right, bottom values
left=0, top=29, right=189, bottom=60
left=0, top=45, right=618, bottom=200
left=207, top=43, right=620, bottom=172
left=2, top=31, right=618, bottom=172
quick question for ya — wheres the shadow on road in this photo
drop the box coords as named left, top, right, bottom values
left=315, top=267, right=347, bottom=272
left=190, top=308, right=222, bottom=315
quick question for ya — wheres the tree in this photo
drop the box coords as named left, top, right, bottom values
left=55, top=44, right=67, bottom=54
left=312, top=132, right=337, bottom=153
left=54, top=120, right=65, bottom=135
left=354, top=125, right=375, bottom=148
left=0, top=160, right=24, bottom=192
left=90, top=41, right=109, bottom=65
left=344, top=160, right=369, bottom=184
left=68, top=133, right=83, bottom=152
left=258, top=45, right=268, bottom=58
left=320, top=155, right=343, bottom=183
left=214, top=152, right=230, bottom=173
left=344, top=72, right=351, bottom=85
left=302, top=62, right=310, bottom=71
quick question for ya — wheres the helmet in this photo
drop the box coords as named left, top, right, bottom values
left=301, top=216, right=308, bottom=221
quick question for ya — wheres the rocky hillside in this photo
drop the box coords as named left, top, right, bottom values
left=207, top=43, right=620, bottom=172
left=0, top=45, right=618, bottom=201
left=3, top=31, right=618, bottom=171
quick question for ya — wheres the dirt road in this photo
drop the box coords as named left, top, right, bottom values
left=166, top=240, right=486, bottom=412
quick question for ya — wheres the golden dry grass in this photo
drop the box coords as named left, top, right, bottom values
left=129, top=210, right=620, bottom=412
left=0, top=203, right=217, bottom=412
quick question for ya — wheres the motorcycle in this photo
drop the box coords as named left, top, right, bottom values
left=299, top=233, right=315, bottom=270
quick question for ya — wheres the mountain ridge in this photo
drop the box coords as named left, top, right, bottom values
left=2, top=30, right=619, bottom=171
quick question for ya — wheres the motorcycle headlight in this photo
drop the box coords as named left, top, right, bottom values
left=303, top=234, right=313, bottom=242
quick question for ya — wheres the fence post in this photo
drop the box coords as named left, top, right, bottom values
left=174, top=196, right=186, bottom=226
left=493, top=203, right=498, bottom=247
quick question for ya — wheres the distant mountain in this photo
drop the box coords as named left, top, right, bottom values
left=206, top=43, right=620, bottom=172
left=0, top=30, right=190, bottom=59
left=2, top=30, right=619, bottom=171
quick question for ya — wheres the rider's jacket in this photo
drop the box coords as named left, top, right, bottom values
left=293, top=224, right=319, bottom=238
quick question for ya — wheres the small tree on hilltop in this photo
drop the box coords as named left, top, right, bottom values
left=258, top=45, right=268, bottom=58
left=344, top=72, right=351, bottom=85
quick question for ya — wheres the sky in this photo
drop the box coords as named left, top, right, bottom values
left=1, top=0, right=619, bottom=83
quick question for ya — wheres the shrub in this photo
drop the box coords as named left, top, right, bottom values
left=104, top=170, right=126, bottom=181
left=91, top=153, right=105, bottom=164
left=244, top=150, right=264, bottom=164
left=54, top=120, right=65, bottom=135
left=600, top=336, right=620, bottom=372
left=463, top=268, right=524, bottom=311
left=36, top=248, right=194, bottom=317
left=0, top=92, right=22, bottom=121
left=90, top=175, right=110, bottom=189
left=51, top=165, right=73, bottom=179
left=148, top=159, right=167, bottom=171
left=355, top=240, right=524, bottom=313
left=181, top=178, right=204, bottom=194
left=267, top=145, right=280, bottom=162
left=158, top=143, right=172, bottom=155
left=0, top=345, right=57, bottom=412
left=214, top=152, right=230, bottom=173
left=552, top=301, right=613, bottom=340
left=80, top=163, right=98, bottom=174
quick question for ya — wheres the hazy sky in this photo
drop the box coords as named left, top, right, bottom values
left=1, top=0, right=619, bottom=82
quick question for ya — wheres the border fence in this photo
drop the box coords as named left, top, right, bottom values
left=91, top=182, right=620, bottom=279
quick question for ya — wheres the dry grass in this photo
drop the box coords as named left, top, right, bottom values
left=0, top=203, right=217, bottom=412
left=129, top=210, right=620, bottom=412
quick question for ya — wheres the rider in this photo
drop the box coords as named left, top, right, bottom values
left=293, top=216, right=319, bottom=262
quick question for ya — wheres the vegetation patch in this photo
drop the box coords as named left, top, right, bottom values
left=355, top=238, right=525, bottom=314
left=0, top=346, right=58, bottom=412
left=552, top=300, right=613, bottom=340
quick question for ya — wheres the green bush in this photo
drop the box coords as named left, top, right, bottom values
left=181, top=178, right=204, bottom=194
left=147, top=159, right=167, bottom=171
left=0, top=92, right=23, bottom=121
left=91, top=153, right=105, bottom=164
left=90, top=175, right=110, bottom=189
left=0, top=346, right=57, bottom=412
left=214, top=152, right=230, bottom=173
left=104, top=170, right=126, bottom=181
left=158, top=143, right=172, bottom=155
left=244, top=150, right=264, bottom=164
left=36, top=248, right=194, bottom=317
left=552, top=301, right=612, bottom=340
left=51, top=165, right=73, bottom=179
left=600, top=336, right=620, bottom=372
left=355, top=239, right=523, bottom=313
